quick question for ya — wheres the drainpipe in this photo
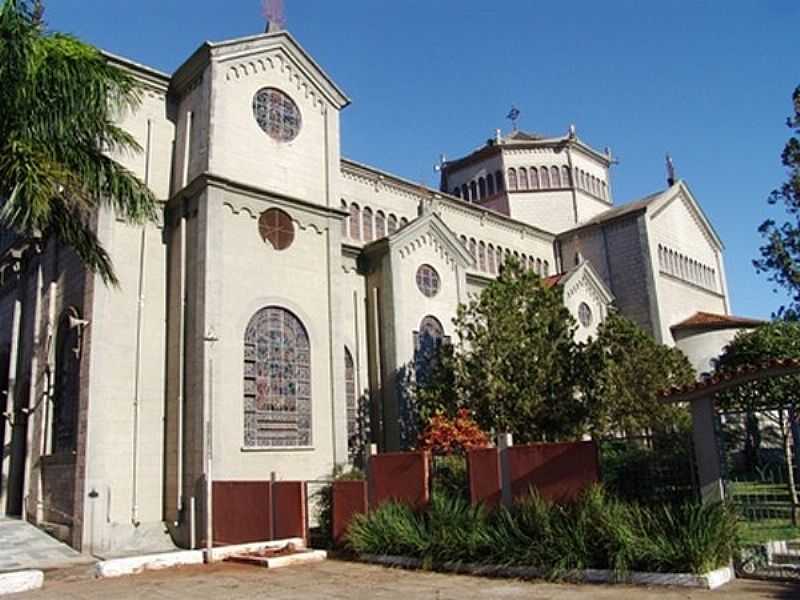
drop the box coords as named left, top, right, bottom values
left=131, top=119, right=153, bottom=527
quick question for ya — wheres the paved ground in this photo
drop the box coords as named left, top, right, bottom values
left=0, top=517, right=91, bottom=573
left=15, top=560, right=800, bottom=599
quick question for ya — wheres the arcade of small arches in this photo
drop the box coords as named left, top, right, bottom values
left=458, top=234, right=550, bottom=278
left=342, top=201, right=410, bottom=242
left=451, top=165, right=609, bottom=203
left=657, top=243, right=718, bottom=292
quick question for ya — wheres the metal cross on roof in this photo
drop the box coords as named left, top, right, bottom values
left=506, top=106, right=521, bottom=131
left=263, top=0, right=286, bottom=33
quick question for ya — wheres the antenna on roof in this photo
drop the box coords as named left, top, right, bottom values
left=263, top=0, right=286, bottom=33
left=666, top=153, right=677, bottom=187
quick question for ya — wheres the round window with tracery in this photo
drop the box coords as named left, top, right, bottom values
left=253, top=87, right=302, bottom=142
left=416, top=265, right=441, bottom=298
left=578, top=302, right=593, bottom=327
left=259, top=208, right=295, bottom=250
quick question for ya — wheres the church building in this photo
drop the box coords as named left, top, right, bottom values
left=0, top=23, right=759, bottom=554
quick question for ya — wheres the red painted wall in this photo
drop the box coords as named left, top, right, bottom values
left=212, top=481, right=272, bottom=546
left=507, top=442, right=599, bottom=502
left=467, top=447, right=502, bottom=508
left=332, top=480, right=368, bottom=545
left=369, top=451, right=430, bottom=510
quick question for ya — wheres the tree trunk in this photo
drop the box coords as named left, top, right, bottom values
left=781, top=408, right=799, bottom=527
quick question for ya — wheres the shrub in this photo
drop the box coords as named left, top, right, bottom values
left=345, top=485, right=740, bottom=577
left=417, top=409, right=490, bottom=456
left=431, top=454, right=469, bottom=501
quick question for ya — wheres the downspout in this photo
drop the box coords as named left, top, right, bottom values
left=131, top=118, right=153, bottom=527
left=565, top=142, right=579, bottom=226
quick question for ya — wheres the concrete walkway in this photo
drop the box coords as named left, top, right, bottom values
left=15, top=560, right=800, bottom=599
left=0, top=517, right=91, bottom=573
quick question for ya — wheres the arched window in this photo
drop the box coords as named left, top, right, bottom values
left=345, top=346, right=358, bottom=460
left=469, top=238, right=477, bottom=261
left=519, top=167, right=529, bottom=190
left=496, top=246, right=504, bottom=269
left=541, top=167, right=551, bottom=189
left=470, top=181, right=478, bottom=201
left=495, top=171, right=504, bottom=192
left=479, top=177, right=487, bottom=199
left=521, top=254, right=528, bottom=270
left=562, top=166, right=571, bottom=187
left=530, top=167, right=540, bottom=190
left=487, top=244, right=496, bottom=274
left=341, top=200, right=348, bottom=237
left=52, top=309, right=81, bottom=454
left=579, top=170, right=586, bottom=190
left=453, top=187, right=461, bottom=198
left=551, top=166, right=561, bottom=188
left=487, top=174, right=495, bottom=196
left=508, top=168, right=518, bottom=191
left=536, top=258, right=543, bottom=275
left=460, top=234, right=468, bottom=249
left=375, top=210, right=386, bottom=238
left=478, top=241, right=487, bottom=271
left=461, top=184, right=469, bottom=200
left=400, top=217, right=409, bottom=227
left=243, top=307, right=311, bottom=448
left=543, top=260, right=550, bottom=276
left=601, top=181, right=608, bottom=200
left=414, top=316, right=448, bottom=385
left=388, top=213, right=398, bottom=234
left=349, top=204, right=361, bottom=240
left=362, top=207, right=373, bottom=241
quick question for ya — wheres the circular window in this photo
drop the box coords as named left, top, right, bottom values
left=578, top=302, right=593, bottom=327
left=259, top=208, right=295, bottom=250
left=253, top=87, right=302, bottom=142
left=416, top=265, right=441, bottom=298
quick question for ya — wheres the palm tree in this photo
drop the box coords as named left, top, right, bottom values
left=0, top=0, right=157, bottom=285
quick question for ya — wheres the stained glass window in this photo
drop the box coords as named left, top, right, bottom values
left=244, top=307, right=311, bottom=448
left=52, top=310, right=80, bottom=454
left=578, top=302, right=593, bottom=328
left=259, top=208, right=294, bottom=250
left=253, top=87, right=302, bottom=142
left=416, top=264, right=441, bottom=298
left=413, top=316, right=449, bottom=386
left=345, top=346, right=358, bottom=460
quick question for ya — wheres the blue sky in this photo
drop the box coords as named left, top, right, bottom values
left=43, top=1, right=799, bottom=319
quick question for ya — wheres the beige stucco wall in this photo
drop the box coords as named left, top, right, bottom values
left=674, top=328, right=747, bottom=376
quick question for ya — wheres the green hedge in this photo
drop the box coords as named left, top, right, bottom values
left=346, top=486, right=738, bottom=578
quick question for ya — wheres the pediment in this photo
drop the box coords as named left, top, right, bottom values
left=561, top=261, right=614, bottom=307
left=649, top=181, right=723, bottom=251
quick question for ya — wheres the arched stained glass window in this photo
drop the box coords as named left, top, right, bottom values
left=349, top=204, right=361, bottom=240
left=508, top=168, right=518, bottom=191
left=414, top=315, right=448, bottom=386
left=244, top=307, right=311, bottom=448
left=363, top=207, right=373, bottom=242
left=519, top=167, right=529, bottom=190
left=375, top=211, right=386, bottom=238
left=551, top=166, right=561, bottom=188
left=345, top=346, right=358, bottom=460
left=530, top=167, right=540, bottom=190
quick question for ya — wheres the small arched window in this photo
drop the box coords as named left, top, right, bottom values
left=495, top=171, right=504, bottom=192
left=541, top=167, right=551, bottom=189
left=341, top=200, right=348, bottom=237
left=461, top=184, right=469, bottom=200
left=400, top=217, right=409, bottom=227
left=543, top=260, right=550, bottom=276
left=530, top=167, right=540, bottom=190
left=601, top=181, right=607, bottom=200
left=487, top=174, right=495, bottom=196
left=388, top=213, right=398, bottom=234
left=375, top=210, right=386, bottom=238
left=562, top=166, right=571, bottom=187
left=470, top=181, right=478, bottom=201
left=478, top=241, right=487, bottom=271
left=536, top=258, right=543, bottom=275
left=244, top=307, right=311, bottom=448
left=519, top=167, right=529, bottom=190
left=363, top=207, right=374, bottom=242
left=508, top=168, right=518, bottom=191
left=488, top=245, right=496, bottom=274
left=496, top=246, right=504, bottom=269
left=579, top=170, right=586, bottom=189
left=345, top=346, right=358, bottom=460
left=551, top=166, right=561, bottom=188
left=349, top=203, right=361, bottom=240
left=479, top=177, right=487, bottom=199
left=469, top=238, right=477, bottom=261
left=453, top=187, right=461, bottom=198
left=460, top=234, right=468, bottom=249
left=414, top=315, right=447, bottom=386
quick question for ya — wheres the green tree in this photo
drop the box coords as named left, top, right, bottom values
left=445, top=258, right=584, bottom=443
left=581, top=313, right=695, bottom=438
left=0, top=0, right=157, bottom=285
left=714, top=321, right=800, bottom=523
left=755, top=85, right=800, bottom=319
